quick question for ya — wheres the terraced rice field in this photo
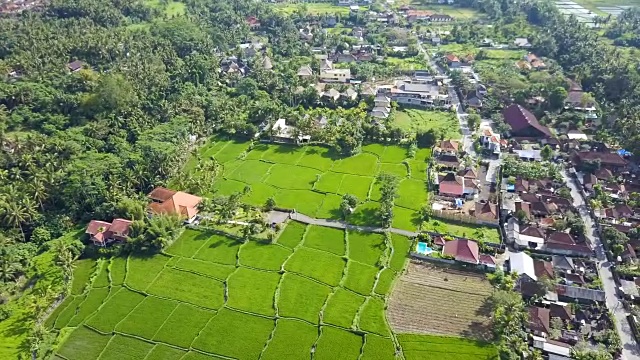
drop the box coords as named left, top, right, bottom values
left=387, top=262, right=494, bottom=341
left=49, top=225, right=461, bottom=359
left=189, top=138, right=431, bottom=228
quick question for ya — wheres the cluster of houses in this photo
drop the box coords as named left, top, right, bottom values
left=509, top=251, right=612, bottom=358
left=85, top=187, right=202, bottom=247
left=503, top=178, right=593, bottom=257
left=413, top=235, right=498, bottom=269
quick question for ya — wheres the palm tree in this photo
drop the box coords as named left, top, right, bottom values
left=29, top=177, right=48, bottom=211
left=1, top=201, right=31, bottom=241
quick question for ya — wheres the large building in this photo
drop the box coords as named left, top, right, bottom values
left=380, top=80, right=449, bottom=109
left=502, top=104, right=552, bottom=138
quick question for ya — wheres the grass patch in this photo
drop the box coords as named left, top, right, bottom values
left=212, top=178, right=247, bottom=196
left=362, top=334, right=396, bottom=360
left=46, top=295, right=75, bottom=328
left=68, top=287, right=110, bottom=327
left=392, top=207, right=421, bottom=231
left=126, top=254, right=171, bottom=291
left=323, top=288, right=365, bottom=328
left=153, top=304, right=215, bottom=348
left=116, top=297, right=178, bottom=339
left=98, top=334, right=154, bottom=360
left=409, top=158, right=428, bottom=180
left=277, top=221, right=307, bottom=248
left=315, top=194, right=343, bottom=219
left=303, top=225, right=345, bottom=256
left=338, top=174, right=373, bottom=199
left=265, top=164, right=320, bottom=190
left=390, top=234, right=411, bottom=272
left=173, top=257, right=236, bottom=280
left=144, top=0, right=186, bottom=17
left=347, top=231, right=385, bottom=266
left=165, top=229, right=210, bottom=258
left=71, top=259, right=96, bottom=295
left=358, top=298, right=389, bottom=336
left=274, top=2, right=356, bottom=15
left=362, top=143, right=386, bottom=157
left=54, top=295, right=85, bottom=329
left=379, top=163, right=407, bottom=178
left=274, top=189, right=325, bottom=215
left=285, top=247, right=346, bottom=286
left=297, top=146, right=337, bottom=172
left=212, top=140, right=250, bottom=163
left=421, top=218, right=501, bottom=243
left=192, top=308, right=275, bottom=359
left=146, top=268, right=224, bottom=309
left=228, top=267, right=280, bottom=316
left=398, top=334, right=499, bottom=360
left=193, top=234, right=242, bottom=265
left=314, top=327, right=363, bottom=360
left=260, top=144, right=306, bottom=164
left=333, top=153, right=378, bottom=176
left=278, top=273, right=332, bottom=323
left=343, top=262, right=379, bottom=296
left=56, top=326, right=111, bottom=360
left=93, top=261, right=109, bottom=288
left=374, top=268, right=397, bottom=295
left=315, top=171, right=344, bottom=193
left=242, top=182, right=279, bottom=206
left=145, top=344, right=186, bottom=360
left=111, top=257, right=127, bottom=286
left=85, top=288, right=145, bottom=332
left=227, top=160, right=272, bottom=184
left=381, top=146, right=409, bottom=163
left=385, top=56, right=428, bottom=70
left=239, top=241, right=292, bottom=270
left=262, top=319, right=318, bottom=360
left=391, top=109, right=460, bottom=139
left=396, top=178, right=428, bottom=210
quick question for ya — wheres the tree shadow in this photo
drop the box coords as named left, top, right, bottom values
left=348, top=206, right=381, bottom=227
left=272, top=144, right=299, bottom=154
left=459, top=321, right=494, bottom=344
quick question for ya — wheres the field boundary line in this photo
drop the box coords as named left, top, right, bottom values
left=166, top=266, right=228, bottom=282
left=113, top=291, right=150, bottom=333
left=258, top=318, right=279, bottom=360
left=188, top=307, right=220, bottom=349
left=94, top=329, right=116, bottom=359
left=149, top=301, right=181, bottom=340
left=83, top=287, right=124, bottom=327
left=141, top=343, right=158, bottom=360
left=394, top=278, right=492, bottom=298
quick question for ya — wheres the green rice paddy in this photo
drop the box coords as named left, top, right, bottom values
left=48, top=223, right=496, bottom=359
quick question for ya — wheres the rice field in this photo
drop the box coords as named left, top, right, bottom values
left=189, top=139, right=431, bottom=227
left=47, top=224, right=497, bottom=360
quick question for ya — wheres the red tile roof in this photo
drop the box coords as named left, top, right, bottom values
left=148, top=187, right=202, bottom=219
left=439, top=173, right=464, bottom=196
left=442, top=239, right=479, bottom=264
left=529, top=307, right=550, bottom=334
left=533, top=260, right=554, bottom=279
left=573, top=151, right=628, bottom=167
left=445, top=54, right=459, bottom=63
left=550, top=303, right=573, bottom=320
left=502, top=104, right=552, bottom=138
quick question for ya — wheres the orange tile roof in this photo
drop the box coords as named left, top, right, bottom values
left=148, top=188, right=202, bottom=219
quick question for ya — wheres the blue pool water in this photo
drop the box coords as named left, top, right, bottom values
left=417, top=242, right=433, bottom=255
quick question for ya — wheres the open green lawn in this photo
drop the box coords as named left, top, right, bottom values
left=52, top=228, right=496, bottom=359
left=273, top=2, right=365, bottom=15
left=385, top=56, right=428, bottom=70
left=407, top=1, right=483, bottom=19
left=392, top=109, right=460, bottom=139
left=144, top=0, right=186, bottom=17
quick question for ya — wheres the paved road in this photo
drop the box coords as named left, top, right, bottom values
left=290, top=213, right=418, bottom=237
left=562, top=171, right=640, bottom=360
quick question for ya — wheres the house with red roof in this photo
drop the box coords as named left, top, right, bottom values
left=502, top=104, right=552, bottom=138
left=148, top=187, right=202, bottom=223
left=442, top=239, right=479, bottom=264
left=444, top=54, right=460, bottom=68
left=85, top=219, right=132, bottom=247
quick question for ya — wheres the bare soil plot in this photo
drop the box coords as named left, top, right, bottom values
left=387, top=262, right=493, bottom=341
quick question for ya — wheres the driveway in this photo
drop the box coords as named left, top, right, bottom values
left=562, top=170, right=640, bottom=360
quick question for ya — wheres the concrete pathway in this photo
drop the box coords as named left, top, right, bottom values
left=562, top=170, right=640, bottom=360
left=289, top=213, right=418, bottom=237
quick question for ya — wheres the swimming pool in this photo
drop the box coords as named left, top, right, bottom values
left=416, top=242, right=433, bottom=255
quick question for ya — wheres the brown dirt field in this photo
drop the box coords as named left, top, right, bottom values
left=386, top=261, right=494, bottom=341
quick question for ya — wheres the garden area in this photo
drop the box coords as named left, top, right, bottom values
left=43, top=224, right=485, bottom=359
left=391, top=109, right=460, bottom=140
